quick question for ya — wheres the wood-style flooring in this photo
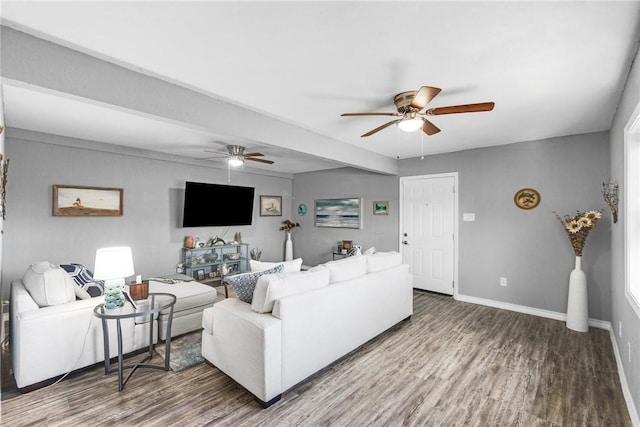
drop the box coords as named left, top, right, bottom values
left=0, top=291, right=631, bottom=426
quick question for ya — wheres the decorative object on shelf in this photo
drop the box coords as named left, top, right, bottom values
left=176, top=263, right=185, bottom=274
left=234, top=232, right=242, bottom=243
left=514, top=188, right=540, bottom=209
left=298, top=203, right=307, bottom=216
left=185, top=235, right=195, bottom=249
left=195, top=269, right=205, bottom=281
left=342, top=240, right=353, bottom=251
left=260, top=195, right=282, bottom=216
left=52, top=185, right=123, bottom=216
left=0, top=154, right=9, bottom=221
left=280, top=219, right=300, bottom=261
left=315, top=198, right=362, bottom=229
left=373, top=200, right=389, bottom=215
left=211, top=236, right=225, bottom=245
left=250, top=247, right=262, bottom=261
left=94, top=247, right=135, bottom=310
left=602, top=180, right=619, bottom=224
left=554, top=210, right=602, bottom=332
left=225, top=252, right=241, bottom=260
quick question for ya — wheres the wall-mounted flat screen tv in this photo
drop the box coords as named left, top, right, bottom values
left=183, top=181, right=255, bottom=227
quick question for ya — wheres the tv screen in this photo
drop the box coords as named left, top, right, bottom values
left=183, top=181, right=255, bottom=227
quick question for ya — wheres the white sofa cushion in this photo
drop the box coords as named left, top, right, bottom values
left=365, top=251, right=402, bottom=273
left=322, top=255, right=367, bottom=283
left=251, top=268, right=331, bottom=313
left=22, top=262, right=77, bottom=307
left=249, top=258, right=303, bottom=274
left=224, top=265, right=284, bottom=303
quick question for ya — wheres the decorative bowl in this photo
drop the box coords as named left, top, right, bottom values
left=226, top=252, right=241, bottom=260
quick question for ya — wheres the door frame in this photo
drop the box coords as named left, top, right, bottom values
left=399, top=172, right=459, bottom=298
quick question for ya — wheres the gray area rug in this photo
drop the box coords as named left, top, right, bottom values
left=156, top=330, right=204, bottom=372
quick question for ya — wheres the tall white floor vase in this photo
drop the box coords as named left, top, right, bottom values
left=566, top=256, right=589, bottom=332
left=284, top=231, right=293, bottom=261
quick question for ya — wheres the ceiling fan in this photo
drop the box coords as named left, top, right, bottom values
left=201, top=144, right=274, bottom=166
left=341, top=86, right=495, bottom=137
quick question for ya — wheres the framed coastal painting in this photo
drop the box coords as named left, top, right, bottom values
left=52, top=185, right=123, bottom=216
left=259, top=195, right=282, bottom=216
left=314, top=198, right=362, bottom=229
left=373, top=200, right=389, bottom=215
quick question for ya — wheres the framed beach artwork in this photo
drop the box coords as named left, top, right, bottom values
left=373, top=200, right=389, bottom=215
left=260, top=195, right=282, bottom=216
left=52, top=185, right=123, bottom=216
left=314, top=198, right=362, bottom=229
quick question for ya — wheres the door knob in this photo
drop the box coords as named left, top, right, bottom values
left=402, top=240, right=408, bottom=245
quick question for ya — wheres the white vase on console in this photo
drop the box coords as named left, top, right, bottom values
left=285, top=231, right=293, bottom=261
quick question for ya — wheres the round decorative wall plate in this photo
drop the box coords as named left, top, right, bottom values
left=514, top=188, right=541, bottom=209
left=297, top=203, right=307, bottom=216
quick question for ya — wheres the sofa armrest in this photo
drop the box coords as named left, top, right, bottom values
left=10, top=279, right=141, bottom=389
left=201, top=299, right=282, bottom=403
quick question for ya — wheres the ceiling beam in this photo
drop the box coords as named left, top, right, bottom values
left=1, top=25, right=398, bottom=175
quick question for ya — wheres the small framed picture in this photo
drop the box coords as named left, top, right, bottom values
left=373, top=200, right=389, bottom=215
left=260, top=195, right=282, bottom=216
left=195, top=269, right=205, bottom=281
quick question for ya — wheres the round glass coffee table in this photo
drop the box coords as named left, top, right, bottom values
left=93, top=292, right=176, bottom=391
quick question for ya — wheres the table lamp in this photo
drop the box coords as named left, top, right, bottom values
left=94, top=246, right=135, bottom=309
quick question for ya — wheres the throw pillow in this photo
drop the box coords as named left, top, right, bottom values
left=23, top=262, right=77, bottom=307
left=249, top=258, right=303, bottom=274
left=60, top=263, right=105, bottom=297
left=363, top=246, right=376, bottom=256
left=224, top=264, right=284, bottom=304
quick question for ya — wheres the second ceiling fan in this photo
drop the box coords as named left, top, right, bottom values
left=341, top=86, right=494, bottom=137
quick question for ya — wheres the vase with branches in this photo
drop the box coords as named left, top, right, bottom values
left=280, top=220, right=299, bottom=261
left=553, top=209, right=602, bottom=332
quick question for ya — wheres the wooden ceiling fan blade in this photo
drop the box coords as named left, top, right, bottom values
left=341, top=112, right=398, bottom=117
left=429, top=102, right=495, bottom=115
left=411, top=86, right=442, bottom=110
left=246, top=157, right=274, bottom=164
left=243, top=152, right=264, bottom=157
left=361, top=119, right=399, bottom=137
left=422, top=119, right=441, bottom=136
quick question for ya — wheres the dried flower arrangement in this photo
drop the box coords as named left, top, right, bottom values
left=554, top=210, right=602, bottom=256
left=280, top=219, right=300, bottom=232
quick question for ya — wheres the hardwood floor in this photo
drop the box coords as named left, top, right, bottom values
left=0, top=291, right=631, bottom=426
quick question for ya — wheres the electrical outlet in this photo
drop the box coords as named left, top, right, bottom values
left=500, top=277, right=507, bottom=287
left=619, top=321, right=623, bottom=338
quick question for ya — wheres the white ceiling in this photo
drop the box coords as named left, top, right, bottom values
left=2, top=1, right=640, bottom=175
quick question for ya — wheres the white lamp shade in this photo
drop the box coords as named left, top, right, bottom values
left=94, top=247, right=135, bottom=280
left=228, top=157, right=244, bottom=167
left=397, top=117, right=424, bottom=132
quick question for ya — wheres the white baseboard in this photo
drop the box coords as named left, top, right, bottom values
left=456, top=293, right=638, bottom=425
left=608, top=326, right=640, bottom=427
left=455, top=293, right=610, bottom=329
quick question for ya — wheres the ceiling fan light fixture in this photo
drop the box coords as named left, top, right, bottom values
left=397, top=116, right=423, bottom=132
left=228, top=156, right=244, bottom=167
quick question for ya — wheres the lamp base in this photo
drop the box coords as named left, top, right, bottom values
left=104, top=279, right=126, bottom=309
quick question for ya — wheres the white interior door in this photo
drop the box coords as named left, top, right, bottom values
left=400, top=174, right=456, bottom=295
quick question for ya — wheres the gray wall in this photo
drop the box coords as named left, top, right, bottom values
left=400, top=132, right=611, bottom=321
left=291, top=168, right=399, bottom=267
left=2, top=131, right=293, bottom=300
left=610, top=44, right=640, bottom=415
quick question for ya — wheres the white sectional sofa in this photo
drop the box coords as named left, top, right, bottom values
left=10, top=274, right=216, bottom=391
left=201, top=251, right=412, bottom=407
